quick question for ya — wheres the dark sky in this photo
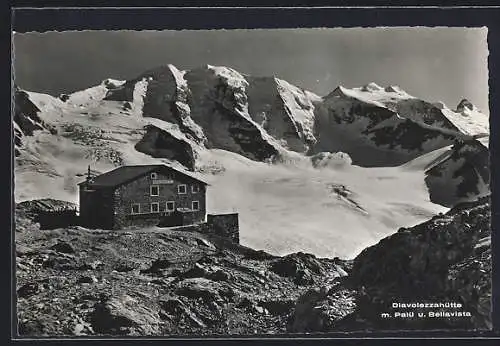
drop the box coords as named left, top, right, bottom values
left=12, top=28, right=489, bottom=113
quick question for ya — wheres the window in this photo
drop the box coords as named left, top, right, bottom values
left=151, top=172, right=158, bottom=180
left=131, top=204, right=140, bottom=214
left=177, top=184, right=187, bottom=194
left=151, top=202, right=159, bottom=213
left=192, top=201, right=200, bottom=211
left=166, top=201, right=175, bottom=212
left=191, top=184, right=200, bottom=193
left=150, top=185, right=159, bottom=196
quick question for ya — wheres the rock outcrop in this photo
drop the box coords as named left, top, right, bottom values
left=134, top=124, right=197, bottom=170
left=286, top=196, right=491, bottom=332
left=348, top=196, right=491, bottom=330
left=13, top=88, right=57, bottom=156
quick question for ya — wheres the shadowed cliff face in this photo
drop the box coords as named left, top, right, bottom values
left=183, top=66, right=283, bottom=162
left=15, top=89, right=43, bottom=136
left=14, top=89, right=57, bottom=156
left=134, top=125, right=197, bottom=171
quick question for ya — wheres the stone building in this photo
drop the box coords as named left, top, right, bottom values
left=78, top=164, right=208, bottom=229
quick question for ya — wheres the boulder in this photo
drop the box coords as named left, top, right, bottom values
left=288, top=286, right=356, bottom=332
left=89, top=294, right=160, bottom=335
left=17, top=282, right=41, bottom=298
left=270, top=252, right=324, bottom=285
left=50, top=241, right=75, bottom=254
left=159, top=296, right=206, bottom=329
left=175, top=278, right=235, bottom=303
left=140, top=258, right=172, bottom=274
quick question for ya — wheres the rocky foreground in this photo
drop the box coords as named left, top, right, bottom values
left=15, top=197, right=491, bottom=336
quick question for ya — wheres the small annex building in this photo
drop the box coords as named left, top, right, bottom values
left=78, top=164, right=209, bottom=230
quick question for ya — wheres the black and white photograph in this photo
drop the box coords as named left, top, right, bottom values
left=12, top=26, right=492, bottom=337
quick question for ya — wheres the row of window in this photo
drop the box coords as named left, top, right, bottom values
left=131, top=200, right=200, bottom=214
left=150, top=184, right=200, bottom=196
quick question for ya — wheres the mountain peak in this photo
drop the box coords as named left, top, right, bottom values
left=384, top=85, right=405, bottom=94
left=456, top=98, right=475, bottom=112
left=361, top=82, right=383, bottom=92
left=325, top=85, right=348, bottom=98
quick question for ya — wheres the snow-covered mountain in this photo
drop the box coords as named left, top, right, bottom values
left=13, top=64, right=490, bottom=258
left=312, top=83, right=486, bottom=167
left=102, top=64, right=318, bottom=162
left=424, top=138, right=490, bottom=207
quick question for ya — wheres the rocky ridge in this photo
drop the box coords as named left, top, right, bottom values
left=42, top=63, right=486, bottom=168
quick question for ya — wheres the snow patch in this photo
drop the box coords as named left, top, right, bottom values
left=332, top=83, right=415, bottom=108
left=66, top=84, right=109, bottom=107
left=400, top=145, right=454, bottom=171
left=361, top=82, right=383, bottom=92
left=206, top=65, right=249, bottom=90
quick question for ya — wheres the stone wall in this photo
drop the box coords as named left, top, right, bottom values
left=113, top=168, right=207, bottom=229
left=120, top=214, right=163, bottom=229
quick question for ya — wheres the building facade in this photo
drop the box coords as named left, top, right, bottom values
left=78, top=165, right=208, bottom=230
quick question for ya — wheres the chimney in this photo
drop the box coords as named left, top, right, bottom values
left=86, top=165, right=93, bottom=183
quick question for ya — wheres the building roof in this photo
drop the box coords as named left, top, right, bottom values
left=78, top=164, right=209, bottom=188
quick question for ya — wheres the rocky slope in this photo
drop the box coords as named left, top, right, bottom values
left=16, top=196, right=491, bottom=336
left=288, top=196, right=491, bottom=332
left=15, top=201, right=350, bottom=336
